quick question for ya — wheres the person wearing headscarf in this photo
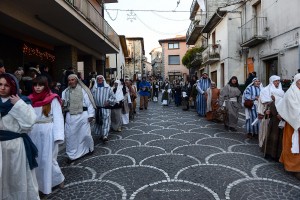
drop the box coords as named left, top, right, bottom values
left=111, top=80, right=125, bottom=132
left=62, top=74, right=96, bottom=163
left=28, top=76, right=65, bottom=195
left=189, top=76, right=198, bottom=109
left=126, top=79, right=137, bottom=117
left=205, top=81, right=220, bottom=121
left=196, top=72, right=211, bottom=117
left=258, top=75, right=285, bottom=160
left=91, top=75, right=116, bottom=142
left=242, top=78, right=263, bottom=139
left=0, top=73, right=39, bottom=200
left=121, top=79, right=132, bottom=125
left=219, top=76, right=242, bottom=132
left=276, top=73, right=300, bottom=179
left=161, top=78, right=171, bottom=106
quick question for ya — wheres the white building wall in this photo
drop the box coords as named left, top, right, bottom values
left=107, top=38, right=126, bottom=79
left=207, top=13, right=243, bottom=87
left=243, top=0, right=300, bottom=84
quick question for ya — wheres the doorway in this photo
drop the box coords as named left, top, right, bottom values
left=210, top=71, right=217, bottom=85
left=264, top=58, right=278, bottom=84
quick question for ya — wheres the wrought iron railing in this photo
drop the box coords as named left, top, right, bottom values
left=190, top=0, right=198, bottom=15
left=65, top=0, right=119, bottom=48
left=241, top=17, right=267, bottom=44
left=186, top=13, right=206, bottom=39
left=202, top=44, right=220, bottom=63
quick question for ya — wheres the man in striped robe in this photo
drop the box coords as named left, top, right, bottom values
left=243, top=78, right=262, bottom=138
left=196, top=72, right=211, bottom=116
left=91, top=75, right=116, bottom=142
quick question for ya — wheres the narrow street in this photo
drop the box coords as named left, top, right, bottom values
left=48, top=100, right=300, bottom=200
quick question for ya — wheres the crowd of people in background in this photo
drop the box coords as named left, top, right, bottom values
left=1, top=57, right=300, bottom=199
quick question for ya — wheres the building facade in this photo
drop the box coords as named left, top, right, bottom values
left=0, top=0, right=119, bottom=81
left=149, top=47, right=163, bottom=80
left=106, top=35, right=128, bottom=81
left=125, top=37, right=145, bottom=80
left=240, top=0, right=300, bottom=85
left=159, top=36, right=189, bottom=82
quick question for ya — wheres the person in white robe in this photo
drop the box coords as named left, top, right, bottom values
left=28, top=76, right=65, bottom=195
left=91, top=75, right=116, bottom=142
left=276, top=73, right=300, bottom=178
left=0, top=73, right=39, bottom=200
left=121, top=79, right=132, bottom=125
left=62, top=74, right=96, bottom=162
left=258, top=75, right=285, bottom=156
left=111, top=80, right=124, bottom=132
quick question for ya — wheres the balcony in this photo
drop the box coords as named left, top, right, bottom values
left=241, top=17, right=268, bottom=47
left=202, top=44, right=220, bottom=65
left=190, top=0, right=200, bottom=20
left=186, top=13, right=206, bottom=45
left=65, top=0, right=119, bottom=49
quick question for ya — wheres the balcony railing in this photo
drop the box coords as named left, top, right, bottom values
left=190, top=0, right=200, bottom=20
left=202, top=44, right=220, bottom=64
left=241, top=17, right=267, bottom=47
left=65, top=0, right=119, bottom=48
left=186, top=13, right=206, bottom=45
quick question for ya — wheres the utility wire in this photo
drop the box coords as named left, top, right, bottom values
left=106, top=8, right=190, bottom=13
left=135, top=14, right=187, bottom=35
left=150, top=11, right=189, bottom=21
left=105, top=8, right=118, bottom=21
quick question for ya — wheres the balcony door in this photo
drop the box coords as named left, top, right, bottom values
left=210, top=71, right=217, bottom=85
left=265, top=58, right=278, bottom=84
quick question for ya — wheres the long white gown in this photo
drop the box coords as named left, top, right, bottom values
left=0, top=99, right=39, bottom=200
left=28, top=98, right=65, bottom=194
left=62, top=89, right=95, bottom=160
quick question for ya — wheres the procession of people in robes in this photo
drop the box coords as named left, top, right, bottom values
left=2, top=59, right=300, bottom=200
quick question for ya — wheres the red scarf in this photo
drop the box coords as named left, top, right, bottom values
left=28, top=89, right=62, bottom=107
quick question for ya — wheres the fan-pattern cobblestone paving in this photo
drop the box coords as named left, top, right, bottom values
left=47, top=101, right=300, bottom=200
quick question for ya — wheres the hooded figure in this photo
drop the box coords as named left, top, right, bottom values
left=0, top=73, right=39, bottom=200
left=91, top=75, right=116, bottom=142
left=62, top=74, right=96, bottom=162
left=276, top=73, right=300, bottom=179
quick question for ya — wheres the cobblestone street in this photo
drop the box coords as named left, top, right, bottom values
left=49, top=100, right=300, bottom=200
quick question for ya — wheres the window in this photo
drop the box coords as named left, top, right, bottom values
left=168, top=55, right=180, bottom=65
left=168, top=42, right=179, bottom=49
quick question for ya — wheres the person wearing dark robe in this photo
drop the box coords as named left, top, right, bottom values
left=219, top=76, right=242, bottom=132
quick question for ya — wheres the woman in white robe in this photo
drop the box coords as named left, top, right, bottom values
left=121, top=79, right=131, bottom=125
left=111, top=80, right=124, bottom=132
left=0, top=73, right=39, bottom=200
left=28, top=76, right=65, bottom=195
left=62, top=74, right=96, bottom=162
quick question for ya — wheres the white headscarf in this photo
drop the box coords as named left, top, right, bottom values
left=206, top=81, right=216, bottom=112
left=113, top=80, right=125, bottom=102
left=276, top=73, right=300, bottom=153
left=68, top=74, right=96, bottom=109
left=94, top=75, right=110, bottom=89
left=260, top=75, right=284, bottom=103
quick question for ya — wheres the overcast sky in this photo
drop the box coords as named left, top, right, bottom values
left=104, top=0, right=193, bottom=61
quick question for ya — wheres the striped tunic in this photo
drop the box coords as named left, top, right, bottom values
left=196, top=78, right=211, bottom=116
left=92, top=84, right=116, bottom=137
left=244, top=85, right=261, bottom=134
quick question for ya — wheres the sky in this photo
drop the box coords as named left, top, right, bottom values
left=104, top=0, right=193, bottom=61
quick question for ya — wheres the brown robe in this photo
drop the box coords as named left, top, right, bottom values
left=262, top=101, right=283, bottom=160
left=205, top=88, right=220, bottom=121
